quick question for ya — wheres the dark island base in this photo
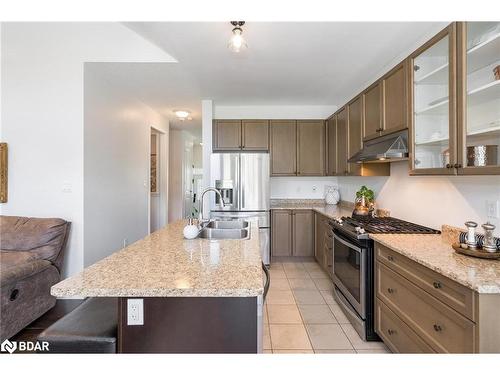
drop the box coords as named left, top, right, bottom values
left=118, top=297, right=259, bottom=353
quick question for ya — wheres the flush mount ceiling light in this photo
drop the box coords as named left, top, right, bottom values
left=173, top=110, right=192, bottom=121
left=228, top=21, right=247, bottom=53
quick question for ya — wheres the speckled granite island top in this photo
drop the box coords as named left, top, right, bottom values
left=52, top=220, right=263, bottom=298
left=371, top=227, right=500, bottom=294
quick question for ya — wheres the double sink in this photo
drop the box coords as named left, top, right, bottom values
left=198, top=220, right=250, bottom=240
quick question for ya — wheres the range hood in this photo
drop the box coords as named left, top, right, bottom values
left=348, top=129, right=409, bottom=163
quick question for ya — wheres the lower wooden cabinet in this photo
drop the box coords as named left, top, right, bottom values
left=271, top=209, right=313, bottom=257
left=376, top=299, right=435, bottom=353
left=314, top=212, right=333, bottom=278
left=271, top=210, right=293, bottom=256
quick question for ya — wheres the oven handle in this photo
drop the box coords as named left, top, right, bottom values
left=333, top=232, right=363, bottom=253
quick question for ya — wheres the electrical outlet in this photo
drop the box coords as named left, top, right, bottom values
left=123, top=239, right=128, bottom=247
left=312, top=185, right=317, bottom=192
left=486, top=200, right=500, bottom=219
left=127, top=299, right=144, bottom=325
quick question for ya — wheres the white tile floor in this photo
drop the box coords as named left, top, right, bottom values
left=263, top=260, right=390, bottom=354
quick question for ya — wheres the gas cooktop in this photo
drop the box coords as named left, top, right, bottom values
left=331, top=215, right=440, bottom=240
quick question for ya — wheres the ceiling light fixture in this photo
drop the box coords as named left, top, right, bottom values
left=173, top=110, right=191, bottom=121
left=228, top=21, right=247, bottom=53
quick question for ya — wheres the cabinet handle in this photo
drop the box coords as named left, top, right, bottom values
left=387, top=255, right=394, bottom=261
left=387, top=287, right=395, bottom=294
left=454, top=163, right=462, bottom=169
left=387, top=329, right=396, bottom=336
left=445, top=164, right=451, bottom=169
left=433, top=324, right=442, bottom=332
left=433, top=281, right=442, bottom=289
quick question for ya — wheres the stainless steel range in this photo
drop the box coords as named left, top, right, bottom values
left=329, top=215, right=440, bottom=341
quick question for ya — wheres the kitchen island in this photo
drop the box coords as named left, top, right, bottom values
left=51, top=220, right=264, bottom=353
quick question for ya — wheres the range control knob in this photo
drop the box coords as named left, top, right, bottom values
left=355, top=227, right=366, bottom=234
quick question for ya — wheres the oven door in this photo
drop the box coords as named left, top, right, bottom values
left=332, top=231, right=366, bottom=319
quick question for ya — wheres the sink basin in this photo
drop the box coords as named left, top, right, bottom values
left=207, top=220, right=249, bottom=229
left=198, top=228, right=250, bottom=240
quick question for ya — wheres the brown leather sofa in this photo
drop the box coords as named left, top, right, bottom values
left=0, top=215, right=70, bottom=340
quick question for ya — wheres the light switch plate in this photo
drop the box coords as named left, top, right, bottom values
left=127, top=298, right=144, bottom=325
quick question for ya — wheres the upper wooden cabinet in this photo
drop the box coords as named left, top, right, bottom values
left=270, top=120, right=297, bottom=175
left=213, top=120, right=242, bottom=151
left=213, top=119, right=269, bottom=151
left=409, top=22, right=500, bottom=176
left=347, top=96, right=363, bottom=176
left=456, top=21, right=500, bottom=175
left=363, top=82, right=383, bottom=140
left=336, top=108, right=348, bottom=175
left=409, top=23, right=458, bottom=175
left=382, top=61, right=408, bottom=135
left=270, top=120, right=326, bottom=176
left=297, top=120, right=325, bottom=176
left=242, top=120, right=269, bottom=151
left=326, top=115, right=337, bottom=175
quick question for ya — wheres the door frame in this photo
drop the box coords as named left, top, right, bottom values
left=149, top=126, right=168, bottom=234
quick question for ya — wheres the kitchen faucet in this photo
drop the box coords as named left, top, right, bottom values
left=199, top=187, right=225, bottom=225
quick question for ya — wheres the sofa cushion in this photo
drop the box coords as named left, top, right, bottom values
left=0, top=250, right=37, bottom=267
left=0, top=216, right=69, bottom=270
left=0, top=258, right=52, bottom=286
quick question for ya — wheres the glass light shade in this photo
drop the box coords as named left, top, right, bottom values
left=228, top=28, right=247, bottom=52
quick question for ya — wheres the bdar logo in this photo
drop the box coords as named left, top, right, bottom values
left=1, top=339, right=17, bottom=354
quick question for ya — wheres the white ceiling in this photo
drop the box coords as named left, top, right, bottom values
left=125, top=22, right=447, bottom=106
left=94, top=22, right=448, bottom=138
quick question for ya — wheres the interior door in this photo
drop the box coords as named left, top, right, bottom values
left=240, top=153, right=269, bottom=211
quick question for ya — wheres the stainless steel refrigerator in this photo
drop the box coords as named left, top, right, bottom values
left=210, top=153, right=270, bottom=265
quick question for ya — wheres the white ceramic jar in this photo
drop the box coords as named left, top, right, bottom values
left=325, top=186, right=340, bottom=205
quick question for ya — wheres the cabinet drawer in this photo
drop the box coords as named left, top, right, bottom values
left=376, top=243, right=475, bottom=321
left=377, top=261, right=476, bottom=353
left=376, top=299, right=434, bottom=353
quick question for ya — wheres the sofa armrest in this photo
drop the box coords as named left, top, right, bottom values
left=0, top=259, right=54, bottom=286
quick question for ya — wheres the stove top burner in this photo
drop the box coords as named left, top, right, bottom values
left=341, top=215, right=440, bottom=235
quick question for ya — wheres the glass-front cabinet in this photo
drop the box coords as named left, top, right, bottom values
left=457, top=21, right=500, bottom=174
left=409, top=24, right=457, bottom=174
left=409, top=22, right=500, bottom=175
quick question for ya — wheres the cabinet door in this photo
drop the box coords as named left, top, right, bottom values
left=336, top=108, right=348, bottom=175
left=326, top=116, right=337, bottom=175
left=213, top=120, right=242, bottom=151
left=383, top=61, right=408, bottom=135
left=297, top=120, right=325, bottom=176
left=348, top=96, right=362, bottom=175
left=271, top=210, right=292, bottom=257
left=293, top=210, right=314, bottom=257
left=242, top=120, right=269, bottom=151
left=409, top=24, right=457, bottom=175
left=315, top=213, right=325, bottom=265
left=270, top=120, right=297, bottom=175
left=456, top=21, right=500, bottom=175
left=364, top=82, right=382, bottom=140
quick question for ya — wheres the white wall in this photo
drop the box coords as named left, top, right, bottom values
left=0, top=23, right=174, bottom=277
left=270, top=177, right=338, bottom=200
left=214, top=105, right=337, bottom=120
left=84, top=66, right=169, bottom=267
left=337, top=162, right=500, bottom=236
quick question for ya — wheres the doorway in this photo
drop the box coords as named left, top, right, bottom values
left=149, top=127, right=167, bottom=233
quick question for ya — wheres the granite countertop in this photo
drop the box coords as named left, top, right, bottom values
left=371, top=226, right=500, bottom=294
left=51, top=220, right=263, bottom=298
left=270, top=199, right=353, bottom=220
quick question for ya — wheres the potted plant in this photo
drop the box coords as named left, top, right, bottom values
left=354, top=185, right=375, bottom=216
